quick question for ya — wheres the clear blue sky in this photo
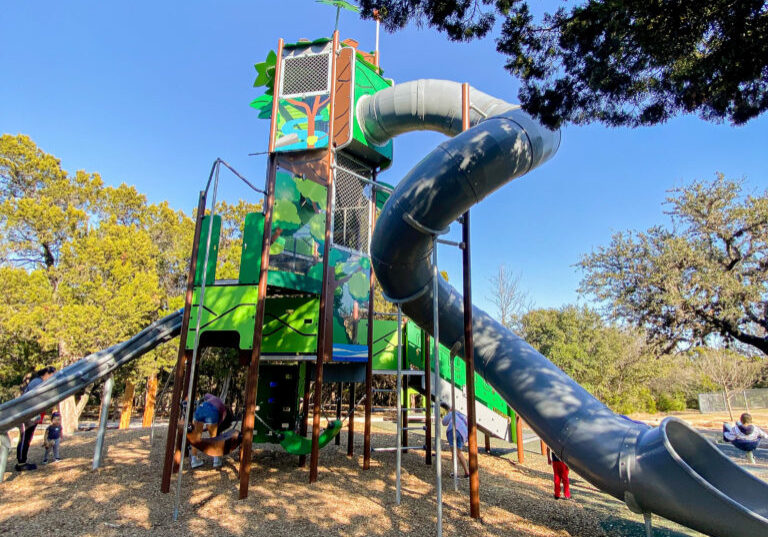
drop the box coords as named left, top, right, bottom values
left=2, top=1, right=767, bottom=315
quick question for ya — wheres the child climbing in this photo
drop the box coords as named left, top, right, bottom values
left=442, top=409, right=469, bottom=478
left=42, top=412, right=63, bottom=464
left=189, top=393, right=228, bottom=469
left=547, top=446, right=571, bottom=499
left=723, top=412, right=768, bottom=463
left=15, top=366, right=56, bottom=471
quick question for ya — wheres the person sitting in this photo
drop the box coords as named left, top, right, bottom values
left=723, top=412, right=768, bottom=463
left=189, top=393, right=228, bottom=469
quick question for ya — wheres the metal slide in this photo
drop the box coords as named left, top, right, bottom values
left=0, top=311, right=182, bottom=433
left=362, top=79, right=768, bottom=537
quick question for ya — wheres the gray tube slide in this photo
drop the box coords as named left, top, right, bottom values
left=363, top=80, right=768, bottom=537
left=0, top=311, right=182, bottom=433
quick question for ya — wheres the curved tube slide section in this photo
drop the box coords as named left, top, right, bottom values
left=363, top=79, right=768, bottom=537
left=0, top=311, right=182, bottom=433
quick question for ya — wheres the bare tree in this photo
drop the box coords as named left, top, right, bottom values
left=487, top=265, right=534, bottom=333
left=694, top=348, right=763, bottom=421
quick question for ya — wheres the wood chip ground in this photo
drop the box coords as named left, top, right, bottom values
left=1, top=416, right=763, bottom=537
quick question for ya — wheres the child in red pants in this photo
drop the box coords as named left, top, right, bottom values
left=547, top=446, right=571, bottom=499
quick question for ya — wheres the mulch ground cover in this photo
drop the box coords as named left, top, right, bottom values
left=1, top=419, right=755, bottom=537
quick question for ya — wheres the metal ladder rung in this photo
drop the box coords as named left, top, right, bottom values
left=373, top=406, right=427, bottom=413
left=373, top=388, right=396, bottom=393
left=373, top=445, right=426, bottom=452
left=402, top=426, right=426, bottom=431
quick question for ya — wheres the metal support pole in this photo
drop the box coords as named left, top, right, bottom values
left=432, top=241, right=443, bottom=537
left=335, top=382, right=342, bottom=446
left=299, top=368, right=311, bottom=467
left=347, top=383, right=356, bottom=456
left=363, top=169, right=377, bottom=470
left=461, top=82, right=481, bottom=519
left=395, top=305, right=403, bottom=505
left=92, top=375, right=114, bottom=469
left=172, top=162, right=220, bottom=521
left=424, top=333, right=432, bottom=466
left=485, top=432, right=492, bottom=453
left=450, top=357, right=458, bottom=491
left=0, top=432, right=10, bottom=483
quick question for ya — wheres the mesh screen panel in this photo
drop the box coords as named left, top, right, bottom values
left=282, top=54, right=330, bottom=96
left=333, top=154, right=372, bottom=253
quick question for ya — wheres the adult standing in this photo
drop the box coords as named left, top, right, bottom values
left=15, top=366, right=56, bottom=471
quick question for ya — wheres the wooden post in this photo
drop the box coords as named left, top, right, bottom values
left=540, top=440, right=547, bottom=456
left=119, top=381, right=135, bottom=430
left=237, top=34, right=285, bottom=497
left=347, top=383, right=356, bottom=456
left=161, top=191, right=207, bottom=493
left=485, top=432, right=492, bottom=454
left=309, top=30, right=340, bottom=484
left=461, top=82, right=481, bottom=519
left=516, top=416, right=524, bottom=464
left=424, top=333, right=432, bottom=465
left=142, top=373, right=158, bottom=428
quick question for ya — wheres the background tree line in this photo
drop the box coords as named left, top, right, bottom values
left=490, top=174, right=768, bottom=415
left=0, top=134, right=259, bottom=430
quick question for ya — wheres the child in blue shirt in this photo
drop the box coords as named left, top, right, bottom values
left=42, top=412, right=63, bottom=464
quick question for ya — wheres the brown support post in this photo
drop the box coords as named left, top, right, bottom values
left=461, top=82, right=481, bottom=519
left=516, top=416, right=525, bottom=464
left=363, top=177, right=377, bottom=470
left=335, top=382, right=342, bottom=446
left=346, top=383, right=356, bottom=456
left=161, top=191, right=207, bottom=493
left=310, top=30, right=340, bottom=484
left=485, top=432, right=492, bottom=454
left=238, top=152, right=279, bottom=499
left=299, top=372, right=311, bottom=467
left=540, top=440, right=547, bottom=456
left=424, top=333, right=432, bottom=465
left=237, top=38, right=284, bottom=498
left=171, top=350, right=194, bottom=473
left=118, top=381, right=135, bottom=430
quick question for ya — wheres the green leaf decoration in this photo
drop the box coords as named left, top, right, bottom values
left=316, top=0, right=359, bottom=13
left=308, top=212, right=326, bottom=242
left=273, top=200, right=301, bottom=232
left=347, top=272, right=370, bottom=301
left=270, top=236, right=286, bottom=256
left=253, top=50, right=277, bottom=90
left=307, top=260, right=324, bottom=283
left=274, top=172, right=300, bottom=201
left=296, top=178, right=326, bottom=205
left=249, top=94, right=273, bottom=119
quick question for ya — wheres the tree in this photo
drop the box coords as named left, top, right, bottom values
left=693, top=347, right=763, bottom=421
left=579, top=175, right=768, bottom=356
left=358, top=1, right=768, bottom=128
left=520, top=305, right=670, bottom=413
left=0, top=135, right=193, bottom=429
left=487, top=264, right=533, bottom=332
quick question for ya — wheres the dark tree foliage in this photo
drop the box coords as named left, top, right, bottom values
left=358, top=0, right=768, bottom=128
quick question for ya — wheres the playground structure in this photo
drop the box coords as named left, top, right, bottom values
left=1, top=28, right=768, bottom=537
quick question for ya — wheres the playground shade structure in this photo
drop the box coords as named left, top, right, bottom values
left=0, top=76, right=766, bottom=537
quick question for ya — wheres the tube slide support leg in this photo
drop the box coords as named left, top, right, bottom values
left=92, top=375, right=114, bottom=470
left=0, top=432, right=10, bottom=483
left=644, top=513, right=654, bottom=537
